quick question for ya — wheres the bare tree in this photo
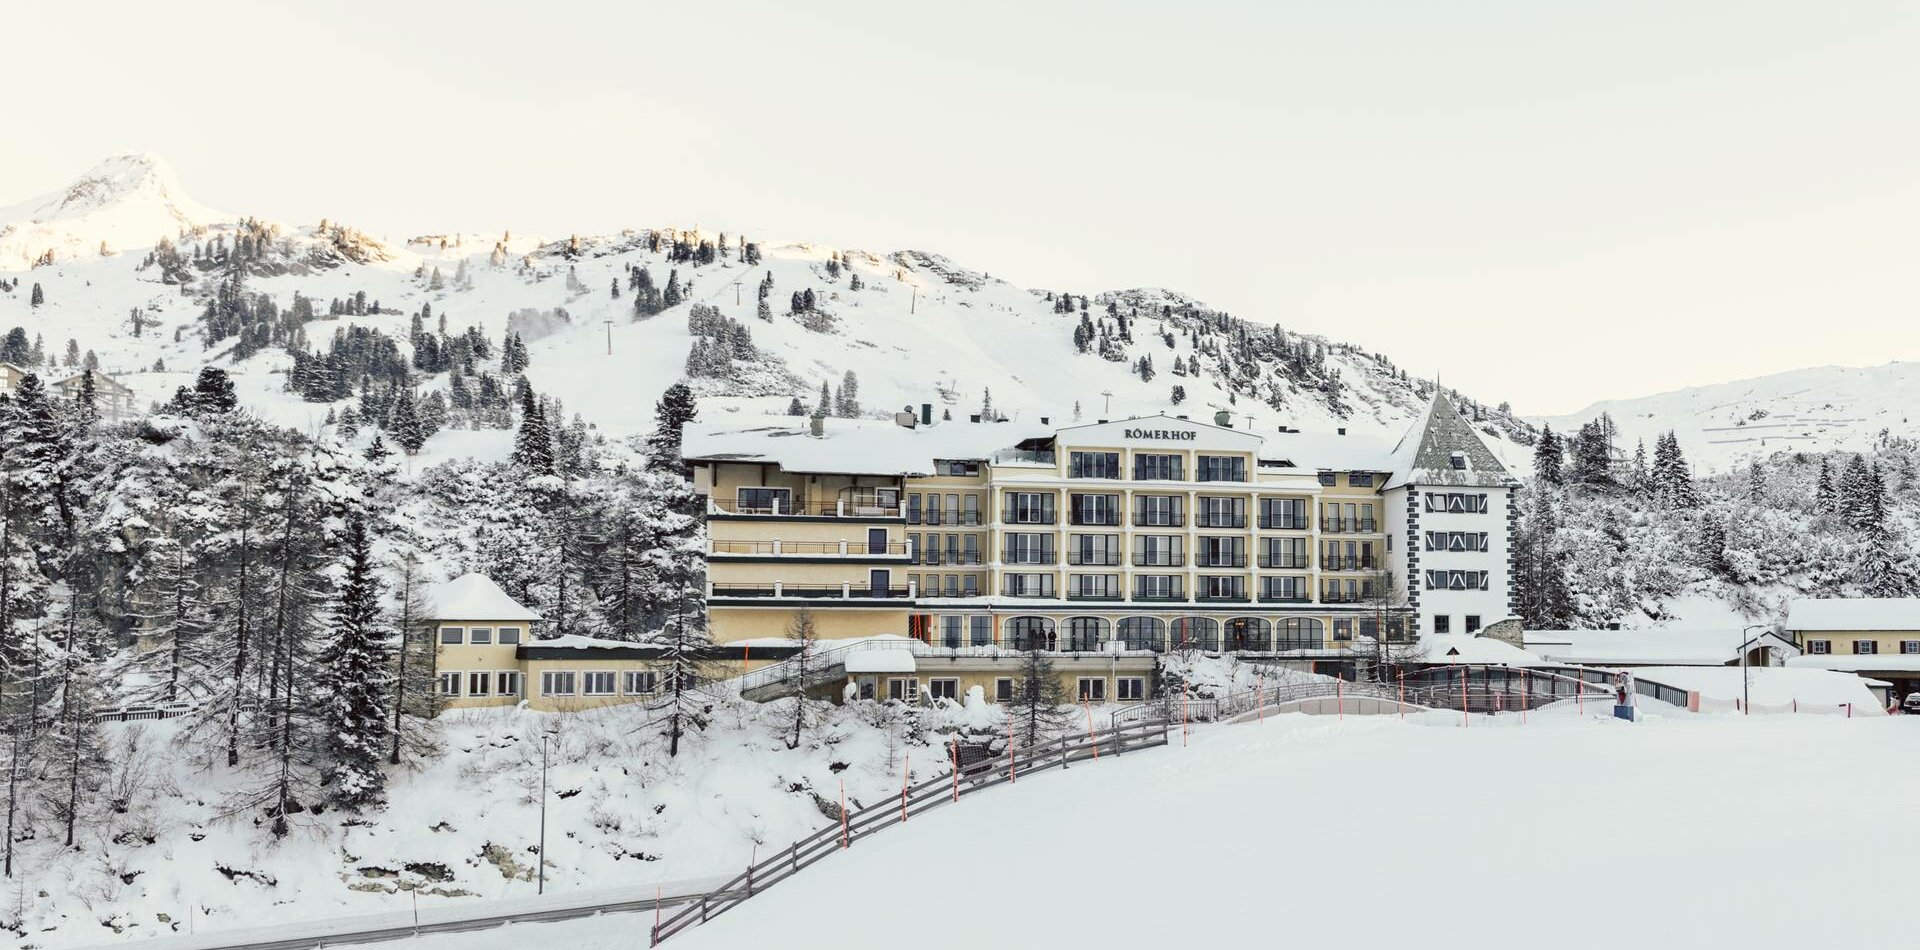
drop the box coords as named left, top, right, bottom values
left=1357, top=568, right=1419, bottom=681
left=785, top=606, right=819, bottom=749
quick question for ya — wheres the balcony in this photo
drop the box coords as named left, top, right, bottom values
left=911, top=511, right=983, bottom=527
left=1196, top=591, right=1251, bottom=604
left=710, top=583, right=912, bottom=600
left=710, top=539, right=913, bottom=558
left=712, top=494, right=902, bottom=519
left=1133, top=513, right=1185, bottom=528
left=1069, top=513, right=1122, bottom=527
left=1196, top=515, right=1248, bottom=529
left=1002, top=551, right=1057, bottom=565
left=1259, top=516, right=1310, bottom=530
left=1132, top=589, right=1188, bottom=602
left=1001, top=509, right=1057, bottom=525
left=1132, top=553, right=1185, bottom=567
left=1258, top=555, right=1310, bottom=569
left=1321, top=558, right=1376, bottom=572
left=1066, top=552, right=1122, bottom=567
left=1320, top=518, right=1379, bottom=534
left=1320, top=591, right=1364, bottom=604
left=1066, top=591, right=1125, bottom=602
left=1000, top=585, right=1058, bottom=599
left=1195, top=553, right=1249, bottom=569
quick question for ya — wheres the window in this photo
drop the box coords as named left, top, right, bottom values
left=1133, top=453, right=1183, bottom=481
left=1424, top=492, right=1490, bottom=514
left=1135, top=534, right=1184, bottom=567
left=440, top=626, right=464, bottom=645
left=1198, top=536, right=1246, bottom=567
left=935, top=459, right=980, bottom=477
left=1433, top=615, right=1451, bottom=635
left=1426, top=531, right=1490, bottom=552
left=1425, top=570, right=1490, bottom=591
left=1135, top=574, right=1182, bottom=600
left=1807, top=639, right=1831, bottom=655
left=1259, top=497, right=1307, bottom=530
left=1077, top=678, right=1107, bottom=702
left=1261, top=575, right=1308, bottom=601
left=467, top=672, right=492, bottom=696
left=469, top=626, right=494, bottom=645
left=962, top=494, right=980, bottom=524
left=1197, top=496, right=1245, bottom=528
left=1196, top=455, right=1246, bottom=483
left=1449, top=452, right=1468, bottom=471
left=437, top=671, right=462, bottom=696
left=1135, top=494, right=1184, bottom=527
left=907, top=493, right=922, bottom=524
left=1853, top=640, right=1879, bottom=655
left=940, top=615, right=963, bottom=648
left=542, top=671, right=576, bottom=696
left=1332, top=618, right=1353, bottom=642
left=887, top=677, right=920, bottom=702
left=1068, top=574, right=1121, bottom=599
left=624, top=671, right=658, bottom=694
left=1069, top=451, right=1121, bottom=479
left=1200, top=575, right=1246, bottom=600
left=1065, top=617, right=1109, bottom=650
left=1465, top=615, right=1481, bottom=634
left=1069, top=493, right=1121, bottom=526
left=499, top=626, right=522, bottom=645
left=994, top=678, right=1015, bottom=702
left=1904, top=641, right=1920, bottom=655
left=580, top=672, right=616, bottom=695
left=1004, top=532, right=1055, bottom=564
left=1261, top=537, right=1308, bottom=569
left=927, top=678, right=960, bottom=701
left=970, top=615, right=992, bottom=646
left=1117, top=677, right=1146, bottom=701
left=497, top=671, right=522, bottom=697
left=1002, top=573, right=1055, bottom=598
left=1317, top=472, right=1337, bottom=487
left=1005, top=492, right=1055, bottom=524
left=963, top=575, right=980, bottom=596
left=737, top=486, right=793, bottom=514
left=1068, top=533, right=1122, bottom=566
left=1349, top=472, right=1375, bottom=488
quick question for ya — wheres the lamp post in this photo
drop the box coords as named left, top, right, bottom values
left=1740, top=623, right=1769, bottom=715
left=537, top=732, right=551, bottom=893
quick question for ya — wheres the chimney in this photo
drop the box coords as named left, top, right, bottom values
left=1337, top=427, right=1347, bottom=436
left=1097, top=419, right=1108, bottom=425
left=921, top=403, right=932, bottom=426
left=893, top=411, right=917, bottom=429
left=1176, top=415, right=1188, bottom=420
left=809, top=415, right=825, bottom=438
left=1213, top=410, right=1232, bottom=427
left=969, top=414, right=982, bottom=424
left=1039, top=416, right=1050, bottom=425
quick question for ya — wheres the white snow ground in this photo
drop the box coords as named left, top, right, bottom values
left=380, top=709, right=1920, bottom=950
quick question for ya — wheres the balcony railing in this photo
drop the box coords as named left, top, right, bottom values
left=1069, top=513, right=1122, bottom=527
left=1000, top=585, right=1058, bottom=599
left=1321, top=558, right=1376, bottom=572
left=1259, top=592, right=1311, bottom=604
left=1001, top=509, right=1057, bottom=525
left=1320, top=518, right=1379, bottom=533
left=1132, top=589, right=1188, bottom=602
left=1196, top=514, right=1248, bottom=529
left=1196, top=553, right=1249, bottom=568
left=1066, top=552, right=1122, bottom=566
left=1258, top=554, right=1310, bottom=569
left=1132, top=512, right=1185, bottom=528
left=1196, top=591, right=1251, bottom=603
left=1066, top=591, right=1125, bottom=602
left=711, top=583, right=912, bottom=599
left=1132, top=553, right=1185, bottom=567
left=1259, top=515, right=1310, bottom=530
left=713, top=495, right=902, bottom=518
left=1002, top=551, right=1057, bottom=565
left=910, top=511, right=983, bottom=526
left=1320, top=591, right=1365, bottom=604
left=710, top=539, right=912, bottom=557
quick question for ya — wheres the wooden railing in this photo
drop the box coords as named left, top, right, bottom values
left=649, top=718, right=1171, bottom=944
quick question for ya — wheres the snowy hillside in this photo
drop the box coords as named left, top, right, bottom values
left=0, top=154, right=1533, bottom=454
left=1537, top=362, right=1920, bottom=472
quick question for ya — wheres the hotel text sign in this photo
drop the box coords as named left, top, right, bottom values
left=1123, top=428, right=1199, bottom=441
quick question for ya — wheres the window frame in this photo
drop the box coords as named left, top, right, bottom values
left=542, top=670, right=577, bottom=696
left=469, top=626, right=494, bottom=645
left=439, top=626, right=464, bottom=645
left=1117, top=677, right=1146, bottom=701
left=497, top=670, right=522, bottom=697
left=437, top=671, right=462, bottom=696
left=927, top=678, right=960, bottom=701
left=1077, top=677, right=1108, bottom=702
left=466, top=671, right=492, bottom=696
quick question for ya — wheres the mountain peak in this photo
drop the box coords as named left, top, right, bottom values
left=0, top=152, right=227, bottom=269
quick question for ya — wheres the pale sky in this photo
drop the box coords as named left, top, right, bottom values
left=5, top=0, right=1917, bottom=415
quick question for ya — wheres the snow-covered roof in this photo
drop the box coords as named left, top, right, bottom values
left=843, top=649, right=916, bottom=673
left=1416, top=634, right=1543, bottom=666
left=1786, top=655, right=1920, bottom=673
left=1784, top=598, right=1920, bottom=632
left=1524, top=628, right=1799, bottom=666
left=522, top=633, right=634, bottom=650
left=1383, top=393, right=1515, bottom=490
left=428, top=572, right=542, bottom=622
left=683, top=416, right=1054, bottom=476
left=1256, top=431, right=1392, bottom=471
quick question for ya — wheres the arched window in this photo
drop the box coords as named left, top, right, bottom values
left=1171, top=616, right=1220, bottom=651
left=1276, top=617, right=1324, bottom=650
left=1117, top=617, right=1165, bottom=652
left=1225, top=617, right=1271, bottom=651
left=1065, top=617, right=1109, bottom=651
left=1006, top=616, right=1056, bottom=651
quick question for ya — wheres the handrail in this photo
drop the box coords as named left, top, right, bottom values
left=650, top=719, right=1171, bottom=944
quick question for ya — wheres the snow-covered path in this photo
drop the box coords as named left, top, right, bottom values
left=389, top=709, right=1920, bottom=950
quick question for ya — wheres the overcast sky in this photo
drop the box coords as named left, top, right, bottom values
left=5, top=0, right=1916, bottom=415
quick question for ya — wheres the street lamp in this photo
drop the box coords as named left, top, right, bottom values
left=1740, top=623, right=1770, bottom=715
left=537, top=729, right=556, bottom=894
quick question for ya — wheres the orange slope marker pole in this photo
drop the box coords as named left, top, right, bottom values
left=901, top=754, right=910, bottom=823
left=839, top=778, right=848, bottom=849
left=1084, top=699, right=1098, bottom=759
left=949, top=735, right=960, bottom=802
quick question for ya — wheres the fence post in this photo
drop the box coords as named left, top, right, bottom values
left=1007, top=716, right=1017, bottom=783
left=950, top=735, right=960, bottom=802
left=790, top=842, right=799, bottom=873
left=1085, top=699, right=1098, bottom=758
left=901, top=754, right=909, bottom=823
left=839, top=779, right=848, bottom=849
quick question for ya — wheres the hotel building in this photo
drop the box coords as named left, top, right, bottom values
left=684, top=394, right=1519, bottom=702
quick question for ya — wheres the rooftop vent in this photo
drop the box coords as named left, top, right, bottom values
left=1097, top=419, right=1108, bottom=425
left=809, top=415, right=825, bottom=438
left=921, top=403, right=932, bottom=426
left=1213, top=410, right=1232, bottom=427
left=1337, top=427, right=1347, bottom=436
left=969, top=414, right=982, bottom=424
left=894, top=411, right=917, bottom=429
left=1039, top=416, right=1050, bottom=425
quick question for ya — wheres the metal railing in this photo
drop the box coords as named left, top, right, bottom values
left=710, top=584, right=912, bottom=600
left=649, top=719, right=1172, bottom=944
left=1001, top=510, right=1057, bottom=525
left=1066, top=551, right=1122, bottom=566
left=1196, top=515, right=1248, bottom=529
left=1132, top=513, right=1185, bottom=527
left=1196, top=553, right=1249, bottom=568
left=1133, top=553, right=1185, bottom=567
left=710, top=540, right=912, bottom=557
left=1259, top=516, right=1310, bottom=530
left=713, top=496, right=902, bottom=518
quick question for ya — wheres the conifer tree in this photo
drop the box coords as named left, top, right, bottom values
left=192, top=366, right=239, bottom=413
left=317, top=517, right=392, bottom=808
left=1007, top=648, right=1070, bottom=747
left=28, top=284, right=42, bottom=308
left=389, top=389, right=426, bottom=455
left=512, top=388, right=556, bottom=475
left=1533, top=425, right=1563, bottom=484
left=645, top=382, right=698, bottom=474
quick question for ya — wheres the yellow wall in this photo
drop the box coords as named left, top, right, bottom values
left=434, top=621, right=533, bottom=710
left=710, top=605, right=909, bottom=643
left=1794, top=630, right=1920, bottom=658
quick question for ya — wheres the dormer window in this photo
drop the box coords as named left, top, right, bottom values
left=1449, top=451, right=1468, bottom=471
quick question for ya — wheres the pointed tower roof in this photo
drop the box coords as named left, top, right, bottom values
left=428, top=572, right=542, bottom=621
left=1384, top=392, right=1515, bottom=490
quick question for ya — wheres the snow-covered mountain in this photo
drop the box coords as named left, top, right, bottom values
left=1537, top=362, right=1920, bottom=473
left=0, top=153, right=228, bottom=270
left=0, top=154, right=1533, bottom=458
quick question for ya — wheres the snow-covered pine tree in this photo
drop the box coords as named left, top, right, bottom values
left=41, top=587, right=108, bottom=848
left=654, top=533, right=716, bottom=758
left=1007, top=648, right=1070, bottom=748
left=317, top=517, right=392, bottom=809
left=645, top=382, right=698, bottom=474
left=511, top=388, right=557, bottom=475
left=389, top=389, right=426, bottom=455
left=387, top=553, right=439, bottom=765
left=1533, top=425, right=1563, bottom=484
left=1814, top=456, right=1836, bottom=513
